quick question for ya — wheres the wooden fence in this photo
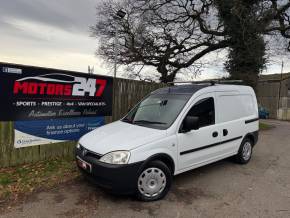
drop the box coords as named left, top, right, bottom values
left=0, top=78, right=164, bottom=168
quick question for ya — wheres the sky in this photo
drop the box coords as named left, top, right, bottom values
left=0, top=0, right=111, bottom=76
left=0, top=0, right=289, bottom=80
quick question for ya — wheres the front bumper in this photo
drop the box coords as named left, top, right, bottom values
left=75, top=148, right=143, bottom=194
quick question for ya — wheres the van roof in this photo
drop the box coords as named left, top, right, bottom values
left=151, top=84, right=209, bottom=95
left=151, top=84, right=252, bottom=95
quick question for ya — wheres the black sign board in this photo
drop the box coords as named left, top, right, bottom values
left=0, top=62, right=113, bottom=121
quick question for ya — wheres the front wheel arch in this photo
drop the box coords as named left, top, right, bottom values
left=139, top=153, right=175, bottom=175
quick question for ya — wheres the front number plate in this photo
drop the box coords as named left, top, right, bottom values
left=76, top=157, right=92, bottom=173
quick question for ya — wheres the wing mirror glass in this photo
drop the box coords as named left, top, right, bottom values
left=182, top=116, right=199, bottom=132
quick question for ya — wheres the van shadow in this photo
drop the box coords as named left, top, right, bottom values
left=174, top=157, right=235, bottom=182
left=73, top=158, right=238, bottom=216
left=81, top=157, right=235, bottom=202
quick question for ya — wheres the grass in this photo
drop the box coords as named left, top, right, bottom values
left=259, top=122, right=274, bottom=130
left=0, top=159, right=80, bottom=202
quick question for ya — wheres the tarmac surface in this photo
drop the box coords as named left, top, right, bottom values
left=1, top=119, right=290, bottom=218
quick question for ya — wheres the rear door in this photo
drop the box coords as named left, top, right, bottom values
left=177, top=93, right=221, bottom=170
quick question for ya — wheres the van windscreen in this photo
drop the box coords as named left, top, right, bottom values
left=122, top=94, right=191, bottom=130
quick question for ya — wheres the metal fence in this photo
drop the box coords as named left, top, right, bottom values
left=0, top=78, right=164, bottom=167
left=257, top=79, right=290, bottom=119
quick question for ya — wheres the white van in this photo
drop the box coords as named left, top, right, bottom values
left=76, top=83, right=259, bottom=201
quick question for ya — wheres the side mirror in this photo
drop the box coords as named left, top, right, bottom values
left=182, top=116, right=199, bottom=133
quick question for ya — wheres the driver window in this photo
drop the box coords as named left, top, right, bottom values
left=185, top=97, right=215, bottom=128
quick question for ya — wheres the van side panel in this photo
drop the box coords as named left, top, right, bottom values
left=215, top=88, right=259, bottom=154
left=214, top=92, right=245, bottom=155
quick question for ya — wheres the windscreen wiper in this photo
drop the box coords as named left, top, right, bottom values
left=133, top=120, right=167, bottom=125
left=122, top=117, right=133, bottom=123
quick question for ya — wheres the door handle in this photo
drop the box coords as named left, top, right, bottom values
left=212, top=131, right=218, bottom=137
left=223, top=129, right=228, bottom=136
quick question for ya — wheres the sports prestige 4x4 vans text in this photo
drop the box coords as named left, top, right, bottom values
left=76, top=83, right=259, bottom=201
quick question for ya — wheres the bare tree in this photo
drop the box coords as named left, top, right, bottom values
left=91, top=0, right=290, bottom=85
left=91, top=0, right=229, bottom=82
left=211, top=0, right=290, bottom=87
left=262, top=0, right=290, bottom=49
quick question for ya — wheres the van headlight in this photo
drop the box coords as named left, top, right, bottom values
left=99, top=151, right=130, bottom=165
left=76, top=142, right=81, bottom=149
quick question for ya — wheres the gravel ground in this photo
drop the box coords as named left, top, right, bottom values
left=1, top=119, right=290, bottom=218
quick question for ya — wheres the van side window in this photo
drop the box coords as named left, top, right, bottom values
left=185, top=97, right=215, bottom=128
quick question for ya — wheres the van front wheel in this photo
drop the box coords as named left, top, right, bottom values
left=235, top=138, right=253, bottom=164
left=136, top=161, right=172, bottom=201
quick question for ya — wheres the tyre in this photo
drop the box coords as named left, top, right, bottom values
left=136, top=160, right=172, bottom=201
left=235, top=138, right=253, bottom=164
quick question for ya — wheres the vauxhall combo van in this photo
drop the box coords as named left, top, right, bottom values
left=76, top=83, right=259, bottom=201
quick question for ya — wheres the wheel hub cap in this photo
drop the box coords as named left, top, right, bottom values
left=138, top=167, right=166, bottom=198
left=242, top=142, right=252, bottom=161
